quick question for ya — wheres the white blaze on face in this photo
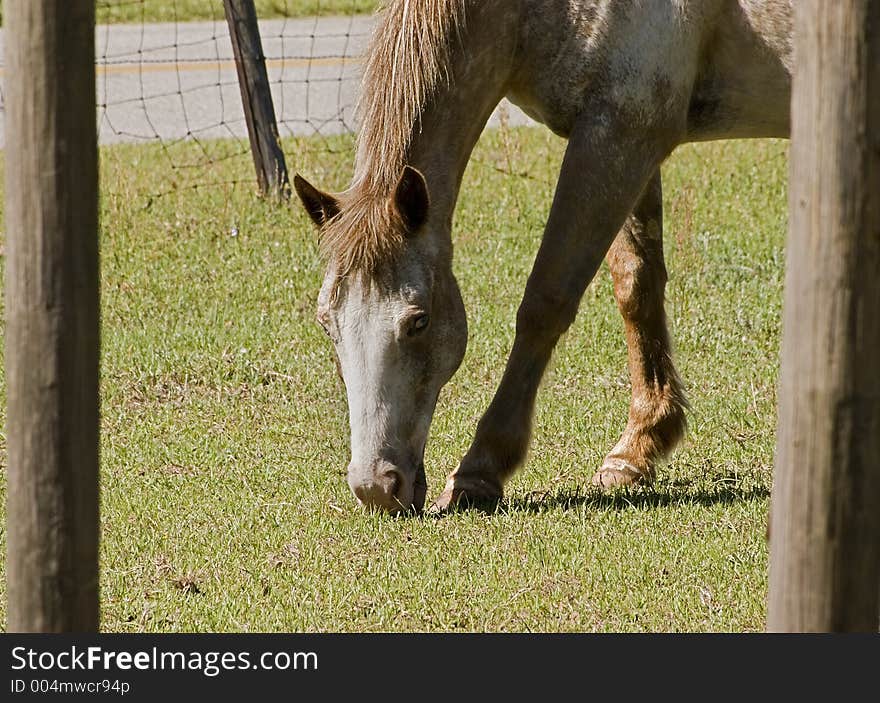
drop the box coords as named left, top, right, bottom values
left=325, top=273, right=436, bottom=491
left=337, top=291, right=402, bottom=469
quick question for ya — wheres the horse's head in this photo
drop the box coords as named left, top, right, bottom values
left=294, top=167, right=467, bottom=513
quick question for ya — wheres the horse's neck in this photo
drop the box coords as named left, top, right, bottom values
left=407, top=50, right=513, bottom=215
left=356, top=2, right=519, bottom=228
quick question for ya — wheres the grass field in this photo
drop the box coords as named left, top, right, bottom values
left=92, top=0, right=377, bottom=24
left=0, top=128, right=788, bottom=632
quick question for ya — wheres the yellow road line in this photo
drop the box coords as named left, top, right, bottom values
left=0, top=55, right=360, bottom=77
left=97, top=55, right=360, bottom=75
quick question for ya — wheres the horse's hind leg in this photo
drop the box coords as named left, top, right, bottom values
left=594, top=171, right=688, bottom=488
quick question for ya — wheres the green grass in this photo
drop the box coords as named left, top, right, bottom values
left=94, top=0, right=378, bottom=24
left=0, top=128, right=788, bottom=632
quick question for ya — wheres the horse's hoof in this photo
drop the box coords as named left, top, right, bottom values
left=427, top=485, right=459, bottom=514
left=428, top=474, right=502, bottom=514
left=591, top=457, right=654, bottom=489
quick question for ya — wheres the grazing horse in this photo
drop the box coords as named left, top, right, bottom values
left=294, top=0, right=793, bottom=512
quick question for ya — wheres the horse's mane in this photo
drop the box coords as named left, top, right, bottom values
left=320, top=0, right=467, bottom=274
left=354, top=0, right=466, bottom=191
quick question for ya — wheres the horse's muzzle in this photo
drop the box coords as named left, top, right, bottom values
left=348, top=460, right=426, bottom=513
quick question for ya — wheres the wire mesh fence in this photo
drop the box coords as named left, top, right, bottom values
left=0, top=1, right=378, bottom=197
left=0, top=0, right=548, bottom=200
left=95, top=1, right=373, bottom=141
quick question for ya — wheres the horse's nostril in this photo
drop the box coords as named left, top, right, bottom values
left=351, top=481, right=368, bottom=504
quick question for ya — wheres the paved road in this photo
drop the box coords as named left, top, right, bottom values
left=0, top=15, right=533, bottom=146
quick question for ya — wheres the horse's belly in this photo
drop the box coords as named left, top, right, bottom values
left=687, top=0, right=793, bottom=140
left=686, top=80, right=791, bottom=141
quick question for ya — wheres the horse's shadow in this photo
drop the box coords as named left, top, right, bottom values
left=427, top=473, right=771, bottom=518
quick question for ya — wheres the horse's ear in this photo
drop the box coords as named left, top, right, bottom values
left=394, top=166, right=430, bottom=233
left=294, top=173, right=340, bottom=227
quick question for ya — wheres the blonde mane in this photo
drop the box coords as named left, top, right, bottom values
left=320, top=0, right=467, bottom=273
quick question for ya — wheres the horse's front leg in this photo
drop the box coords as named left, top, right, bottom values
left=432, top=109, right=674, bottom=510
left=595, top=172, right=688, bottom=488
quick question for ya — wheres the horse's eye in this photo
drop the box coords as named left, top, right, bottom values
left=408, top=313, right=430, bottom=336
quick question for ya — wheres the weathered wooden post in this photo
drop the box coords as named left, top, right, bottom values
left=223, top=0, right=290, bottom=199
left=5, top=0, right=100, bottom=631
left=768, top=0, right=880, bottom=632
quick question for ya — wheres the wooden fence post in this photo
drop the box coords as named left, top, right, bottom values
left=4, top=1, right=100, bottom=631
left=223, top=0, right=290, bottom=199
left=768, top=0, right=880, bottom=632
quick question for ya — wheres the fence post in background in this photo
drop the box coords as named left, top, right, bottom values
left=5, top=0, right=100, bottom=631
left=223, top=0, right=290, bottom=199
left=768, top=0, right=880, bottom=632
